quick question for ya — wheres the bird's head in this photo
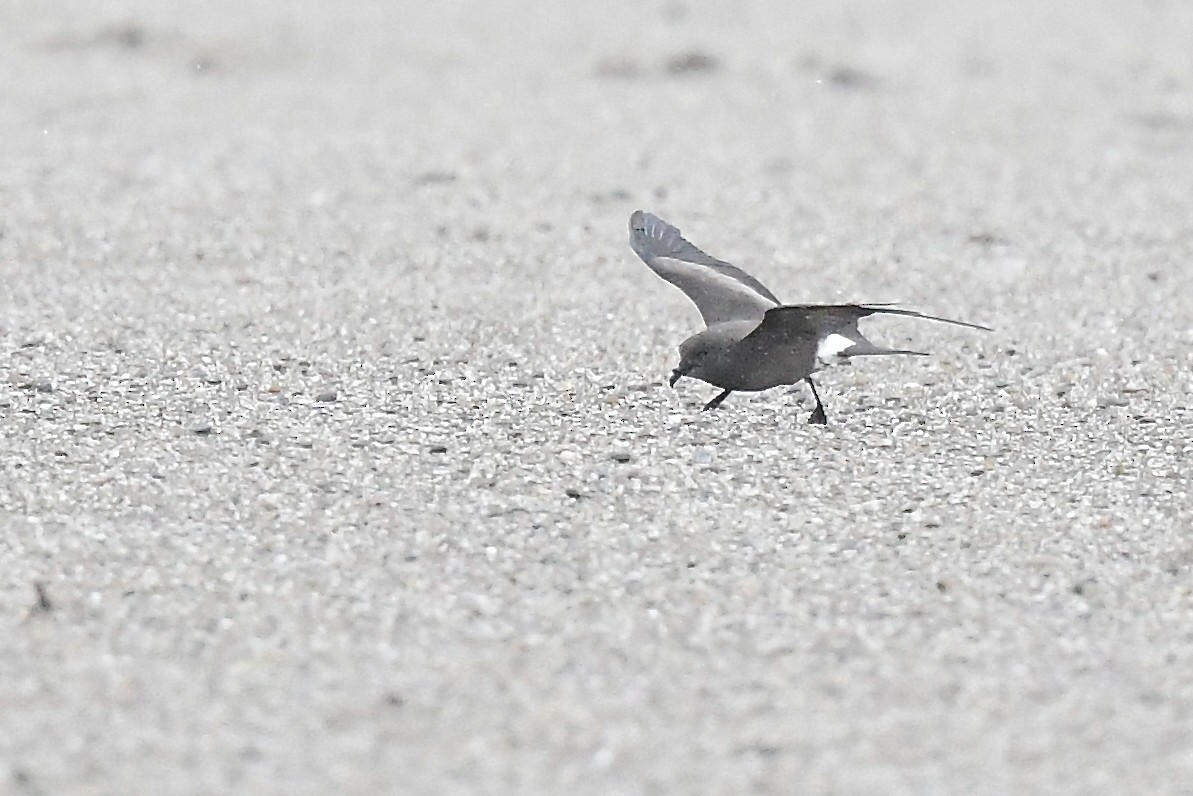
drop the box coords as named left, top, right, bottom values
left=671, top=334, right=722, bottom=387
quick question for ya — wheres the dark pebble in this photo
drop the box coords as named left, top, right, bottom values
left=665, top=51, right=719, bottom=75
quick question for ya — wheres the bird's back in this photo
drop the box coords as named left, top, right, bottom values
left=683, top=320, right=817, bottom=392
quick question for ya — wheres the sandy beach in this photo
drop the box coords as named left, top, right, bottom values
left=2, top=1, right=1192, bottom=793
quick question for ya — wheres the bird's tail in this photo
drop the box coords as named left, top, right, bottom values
left=810, top=304, right=988, bottom=368
left=816, top=327, right=930, bottom=365
left=842, top=338, right=930, bottom=358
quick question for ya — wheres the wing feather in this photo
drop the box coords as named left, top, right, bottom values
left=629, top=211, right=780, bottom=326
left=732, top=303, right=989, bottom=367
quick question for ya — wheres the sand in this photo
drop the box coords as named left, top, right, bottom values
left=2, top=1, right=1192, bottom=793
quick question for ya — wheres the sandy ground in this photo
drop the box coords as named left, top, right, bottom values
left=2, top=1, right=1192, bottom=793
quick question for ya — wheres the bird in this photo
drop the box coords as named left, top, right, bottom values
left=627, top=210, right=992, bottom=423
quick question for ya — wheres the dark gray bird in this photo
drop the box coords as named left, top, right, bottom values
left=628, top=210, right=991, bottom=423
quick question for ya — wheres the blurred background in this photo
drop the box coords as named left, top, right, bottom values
left=4, top=0, right=1191, bottom=344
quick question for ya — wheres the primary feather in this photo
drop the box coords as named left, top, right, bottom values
left=628, top=211, right=780, bottom=326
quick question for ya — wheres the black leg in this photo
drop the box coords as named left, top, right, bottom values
left=805, top=377, right=828, bottom=425
left=703, top=389, right=732, bottom=411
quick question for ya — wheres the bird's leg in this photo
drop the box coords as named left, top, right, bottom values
left=804, top=377, right=828, bottom=425
left=703, top=389, right=732, bottom=411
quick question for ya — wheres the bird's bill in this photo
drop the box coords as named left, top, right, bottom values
left=669, top=369, right=683, bottom=387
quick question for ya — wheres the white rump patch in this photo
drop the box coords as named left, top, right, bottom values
left=816, top=333, right=855, bottom=359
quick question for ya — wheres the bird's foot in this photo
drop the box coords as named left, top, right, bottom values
left=808, top=406, right=828, bottom=425
left=703, top=389, right=732, bottom=411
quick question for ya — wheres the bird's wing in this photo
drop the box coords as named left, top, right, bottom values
left=628, top=210, right=780, bottom=327
left=843, top=304, right=992, bottom=332
left=754, top=304, right=991, bottom=360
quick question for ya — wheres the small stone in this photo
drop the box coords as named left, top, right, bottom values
left=32, top=582, right=53, bottom=613
left=610, top=451, right=632, bottom=463
left=34, top=380, right=54, bottom=393
left=413, top=171, right=457, bottom=186
left=826, top=65, right=877, bottom=90
left=190, top=422, right=214, bottom=435
left=565, top=488, right=583, bottom=499
left=664, top=51, right=719, bottom=75
left=315, top=388, right=338, bottom=402
left=429, top=445, right=448, bottom=454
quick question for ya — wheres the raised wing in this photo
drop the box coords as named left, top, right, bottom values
left=628, top=210, right=780, bottom=326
